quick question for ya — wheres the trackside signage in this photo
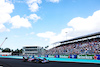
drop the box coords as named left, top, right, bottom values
left=41, top=55, right=44, bottom=57
left=33, top=55, right=100, bottom=60
left=55, top=55, right=59, bottom=58
left=35, top=55, right=38, bottom=57
left=77, top=55, right=93, bottom=59
left=48, top=55, right=55, bottom=58
left=60, top=55, right=68, bottom=58
left=45, top=55, right=48, bottom=57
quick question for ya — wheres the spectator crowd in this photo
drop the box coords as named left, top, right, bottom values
left=45, top=38, right=100, bottom=55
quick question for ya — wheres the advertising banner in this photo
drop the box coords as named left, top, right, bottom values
left=34, top=55, right=38, bottom=57
left=69, top=55, right=77, bottom=58
left=93, top=55, right=100, bottom=60
left=77, top=55, right=93, bottom=59
left=54, top=55, right=59, bottom=58
left=38, top=55, right=41, bottom=57
left=60, top=55, right=68, bottom=58
left=41, top=55, right=44, bottom=57
left=96, top=55, right=100, bottom=60
left=48, top=55, right=55, bottom=58
left=45, top=55, right=48, bottom=57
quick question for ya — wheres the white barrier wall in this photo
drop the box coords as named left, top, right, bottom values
left=0, top=52, right=12, bottom=55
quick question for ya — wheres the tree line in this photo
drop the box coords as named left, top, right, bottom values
left=0, top=48, right=23, bottom=55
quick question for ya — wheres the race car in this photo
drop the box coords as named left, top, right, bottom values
left=33, top=58, right=49, bottom=63
left=27, top=57, right=37, bottom=62
left=28, top=57, right=49, bottom=63
left=41, top=58, right=49, bottom=63
left=23, top=55, right=49, bottom=63
left=23, top=55, right=34, bottom=62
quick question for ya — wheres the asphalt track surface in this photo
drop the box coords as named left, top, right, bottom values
left=0, top=58, right=100, bottom=67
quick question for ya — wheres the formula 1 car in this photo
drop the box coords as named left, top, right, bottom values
left=23, top=55, right=29, bottom=62
left=41, top=58, right=49, bottom=63
left=33, top=58, right=49, bottom=63
left=23, top=55, right=49, bottom=63
left=27, top=57, right=37, bottom=62
left=28, top=57, right=49, bottom=63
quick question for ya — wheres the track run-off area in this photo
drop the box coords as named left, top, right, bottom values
left=0, top=58, right=100, bottom=67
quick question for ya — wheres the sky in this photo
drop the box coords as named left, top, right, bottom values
left=0, top=0, right=100, bottom=50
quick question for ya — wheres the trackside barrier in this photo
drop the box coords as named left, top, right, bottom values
left=48, top=55, right=55, bottom=58
left=96, top=55, right=100, bottom=60
left=34, top=55, right=38, bottom=57
left=55, top=55, right=59, bottom=58
left=39, top=54, right=100, bottom=61
left=33, top=55, right=100, bottom=60
left=68, top=55, right=77, bottom=58
left=77, top=55, right=94, bottom=60
left=60, top=55, right=68, bottom=58
left=38, top=55, right=41, bottom=57
left=45, top=55, right=48, bottom=57
left=2, top=55, right=7, bottom=56
left=41, top=55, right=44, bottom=57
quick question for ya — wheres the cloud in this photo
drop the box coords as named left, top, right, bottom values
left=37, top=28, right=74, bottom=43
left=37, top=31, right=56, bottom=38
left=46, top=0, right=60, bottom=3
left=27, top=14, right=41, bottom=22
left=37, top=10, right=100, bottom=49
left=26, top=0, right=42, bottom=4
left=0, top=14, right=11, bottom=24
left=10, top=15, right=31, bottom=28
left=67, top=10, right=100, bottom=36
left=0, top=0, right=14, bottom=14
left=0, top=0, right=14, bottom=32
left=28, top=3, right=39, bottom=12
left=0, top=24, right=10, bottom=32
left=26, top=0, right=42, bottom=12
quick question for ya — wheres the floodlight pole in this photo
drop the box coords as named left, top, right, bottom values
left=0, top=37, right=7, bottom=48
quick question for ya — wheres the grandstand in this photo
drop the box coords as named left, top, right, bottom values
left=45, top=32, right=100, bottom=55
left=23, top=46, right=45, bottom=55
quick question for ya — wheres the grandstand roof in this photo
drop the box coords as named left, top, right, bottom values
left=23, top=46, right=42, bottom=49
left=53, top=32, right=100, bottom=47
